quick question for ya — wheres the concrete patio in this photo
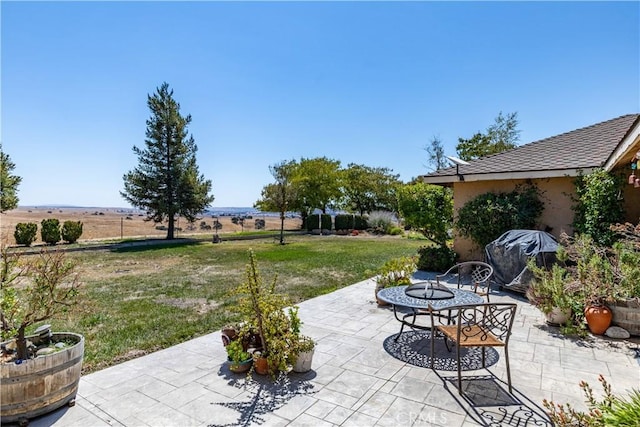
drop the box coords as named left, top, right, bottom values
left=18, top=273, right=640, bottom=426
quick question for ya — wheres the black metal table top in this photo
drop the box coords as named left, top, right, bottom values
left=377, top=283, right=483, bottom=311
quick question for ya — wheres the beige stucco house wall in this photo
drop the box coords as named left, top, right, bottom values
left=452, top=177, right=576, bottom=260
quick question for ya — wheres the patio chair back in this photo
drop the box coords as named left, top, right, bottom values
left=430, top=302, right=517, bottom=395
left=436, top=261, right=494, bottom=301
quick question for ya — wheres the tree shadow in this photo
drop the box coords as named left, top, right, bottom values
left=209, top=368, right=317, bottom=427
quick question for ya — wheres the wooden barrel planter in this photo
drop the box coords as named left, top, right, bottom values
left=1, top=332, right=84, bottom=425
left=610, top=299, right=640, bottom=336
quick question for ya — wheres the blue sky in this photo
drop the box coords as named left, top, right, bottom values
left=2, top=1, right=639, bottom=208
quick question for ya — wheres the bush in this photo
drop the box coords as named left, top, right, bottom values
left=306, top=214, right=320, bottom=231
left=335, top=214, right=354, bottom=230
left=389, top=226, right=404, bottom=236
left=455, top=184, right=544, bottom=248
left=40, top=218, right=61, bottom=245
left=62, top=220, right=83, bottom=243
left=368, top=211, right=395, bottom=234
left=375, top=256, right=417, bottom=291
left=321, top=214, right=332, bottom=231
left=417, top=245, right=458, bottom=273
left=573, top=168, right=625, bottom=246
left=14, top=223, right=37, bottom=246
left=354, top=215, right=368, bottom=230
left=543, top=375, right=640, bottom=427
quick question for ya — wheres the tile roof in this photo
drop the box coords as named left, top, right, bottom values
left=422, top=114, right=640, bottom=181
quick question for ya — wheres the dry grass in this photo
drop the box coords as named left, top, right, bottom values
left=0, top=207, right=302, bottom=245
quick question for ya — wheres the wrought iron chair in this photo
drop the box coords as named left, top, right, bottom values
left=436, top=261, right=494, bottom=301
left=429, top=303, right=517, bottom=395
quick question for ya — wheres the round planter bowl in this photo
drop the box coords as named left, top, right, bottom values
left=545, top=307, right=572, bottom=326
left=1, top=332, right=84, bottom=424
left=228, top=358, right=253, bottom=374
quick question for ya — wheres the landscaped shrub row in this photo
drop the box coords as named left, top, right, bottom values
left=14, top=220, right=83, bottom=246
left=306, top=214, right=369, bottom=233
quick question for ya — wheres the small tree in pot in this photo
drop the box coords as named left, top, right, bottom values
left=1, top=246, right=81, bottom=359
left=1, top=245, right=84, bottom=424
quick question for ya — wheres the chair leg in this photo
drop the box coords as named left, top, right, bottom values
left=430, top=328, right=435, bottom=369
left=482, top=346, right=486, bottom=367
left=505, top=346, right=512, bottom=394
left=456, top=343, right=462, bottom=395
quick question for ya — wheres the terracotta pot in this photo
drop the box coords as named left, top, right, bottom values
left=254, top=356, right=269, bottom=375
left=584, top=305, right=612, bottom=335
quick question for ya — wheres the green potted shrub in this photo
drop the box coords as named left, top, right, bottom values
left=225, top=339, right=253, bottom=374
left=231, top=249, right=296, bottom=377
left=374, top=256, right=417, bottom=306
left=1, top=246, right=84, bottom=424
left=526, top=260, right=575, bottom=326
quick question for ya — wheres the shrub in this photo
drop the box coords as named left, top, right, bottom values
left=375, top=255, right=417, bottom=290
left=335, top=214, right=354, bottom=230
left=456, top=184, right=544, bottom=249
left=40, top=218, right=61, bottom=245
left=368, top=211, right=395, bottom=234
left=14, top=222, right=37, bottom=246
left=543, top=375, right=640, bottom=427
left=306, top=214, right=320, bottom=231
left=417, top=245, right=457, bottom=273
left=320, top=214, right=332, bottom=231
left=354, top=215, right=368, bottom=230
left=388, top=226, right=404, bottom=236
left=62, top=220, right=83, bottom=243
left=573, top=168, right=625, bottom=246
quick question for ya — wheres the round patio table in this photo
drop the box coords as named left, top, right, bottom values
left=377, top=282, right=484, bottom=339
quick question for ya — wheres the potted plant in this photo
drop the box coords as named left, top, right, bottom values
left=288, top=306, right=315, bottom=373
left=1, top=246, right=84, bottom=425
left=374, top=256, right=417, bottom=306
left=526, top=261, right=574, bottom=326
left=560, top=233, right=615, bottom=335
left=225, top=339, right=253, bottom=374
left=231, top=249, right=296, bottom=377
left=607, top=223, right=640, bottom=335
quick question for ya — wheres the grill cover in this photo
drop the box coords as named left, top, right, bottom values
left=484, top=230, right=559, bottom=293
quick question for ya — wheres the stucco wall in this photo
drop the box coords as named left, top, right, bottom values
left=452, top=177, right=576, bottom=261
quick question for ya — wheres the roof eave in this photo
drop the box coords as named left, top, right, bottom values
left=420, top=168, right=599, bottom=184
left=603, top=117, right=640, bottom=170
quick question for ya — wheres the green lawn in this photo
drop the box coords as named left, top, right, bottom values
left=50, top=235, right=427, bottom=373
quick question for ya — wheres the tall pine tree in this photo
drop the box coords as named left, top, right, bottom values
left=121, top=83, right=214, bottom=239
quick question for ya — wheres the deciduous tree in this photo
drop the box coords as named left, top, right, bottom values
left=424, top=136, right=448, bottom=171
left=397, top=182, right=453, bottom=247
left=255, top=160, right=297, bottom=244
left=121, top=83, right=214, bottom=239
left=456, top=111, right=521, bottom=161
left=340, top=163, right=400, bottom=215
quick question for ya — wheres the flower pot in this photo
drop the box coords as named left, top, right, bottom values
left=1, top=332, right=84, bottom=425
left=228, top=358, right=253, bottom=374
left=254, top=356, right=269, bottom=375
left=584, top=305, right=612, bottom=335
left=545, top=307, right=572, bottom=326
left=292, top=349, right=314, bottom=373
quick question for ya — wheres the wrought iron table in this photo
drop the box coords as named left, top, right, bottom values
left=377, top=283, right=484, bottom=339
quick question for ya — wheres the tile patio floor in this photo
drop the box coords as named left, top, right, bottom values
left=16, top=273, right=640, bottom=426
